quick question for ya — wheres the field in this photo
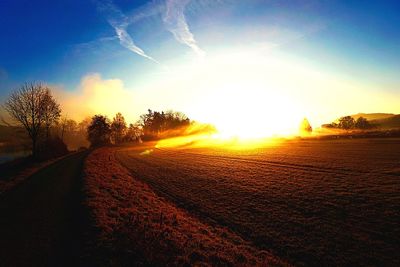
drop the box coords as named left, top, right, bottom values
left=116, top=138, right=400, bottom=266
left=83, top=147, right=286, bottom=266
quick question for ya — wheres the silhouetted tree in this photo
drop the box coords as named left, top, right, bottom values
left=355, top=116, right=371, bottom=129
left=87, top=115, right=111, bottom=147
left=111, top=112, right=127, bottom=144
left=125, top=123, right=142, bottom=142
left=3, top=82, right=57, bottom=157
left=138, top=109, right=191, bottom=140
left=42, top=88, right=61, bottom=140
left=338, top=116, right=355, bottom=130
left=78, top=117, right=91, bottom=134
left=54, top=117, right=90, bottom=150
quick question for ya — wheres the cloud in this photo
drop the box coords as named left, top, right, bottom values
left=95, top=0, right=159, bottom=63
left=54, top=73, right=139, bottom=123
left=72, top=36, right=118, bottom=53
left=163, top=0, right=205, bottom=57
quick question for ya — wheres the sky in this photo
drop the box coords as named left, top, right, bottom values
left=1, top=0, right=400, bottom=137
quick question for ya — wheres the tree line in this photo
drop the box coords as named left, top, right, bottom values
left=323, top=116, right=373, bottom=130
left=87, top=109, right=192, bottom=146
left=3, top=83, right=193, bottom=158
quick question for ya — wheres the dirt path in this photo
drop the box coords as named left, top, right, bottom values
left=0, top=151, right=89, bottom=267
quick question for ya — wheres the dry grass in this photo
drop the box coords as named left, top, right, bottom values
left=117, top=139, right=400, bottom=266
left=83, top=147, right=287, bottom=266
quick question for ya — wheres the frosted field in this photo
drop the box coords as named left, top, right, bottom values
left=117, top=138, right=400, bottom=266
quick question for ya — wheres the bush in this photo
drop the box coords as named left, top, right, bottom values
left=37, top=137, right=68, bottom=160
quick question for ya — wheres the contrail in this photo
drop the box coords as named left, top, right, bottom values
left=163, top=0, right=205, bottom=57
left=112, top=23, right=159, bottom=64
left=95, top=0, right=159, bottom=63
left=95, top=0, right=205, bottom=61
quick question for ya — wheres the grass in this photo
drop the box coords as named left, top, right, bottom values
left=83, top=147, right=287, bottom=266
left=116, top=138, right=400, bottom=266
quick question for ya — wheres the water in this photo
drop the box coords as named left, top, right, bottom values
left=0, top=151, right=30, bottom=164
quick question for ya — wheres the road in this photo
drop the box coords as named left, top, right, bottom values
left=0, top=151, right=88, bottom=267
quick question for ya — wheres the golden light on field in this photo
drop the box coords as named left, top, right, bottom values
left=155, top=133, right=282, bottom=150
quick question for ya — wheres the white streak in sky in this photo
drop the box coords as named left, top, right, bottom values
left=96, top=0, right=205, bottom=61
left=113, top=24, right=159, bottom=63
left=96, top=0, right=159, bottom=63
left=163, top=0, right=205, bottom=57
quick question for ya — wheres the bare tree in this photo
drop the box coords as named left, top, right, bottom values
left=125, top=123, right=142, bottom=142
left=111, top=112, right=127, bottom=144
left=42, top=88, right=61, bottom=140
left=59, top=115, right=69, bottom=142
left=3, top=83, right=49, bottom=157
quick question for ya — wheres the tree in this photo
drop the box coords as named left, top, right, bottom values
left=78, top=117, right=91, bottom=134
left=111, top=112, right=127, bottom=144
left=138, top=109, right=191, bottom=140
left=3, top=83, right=54, bottom=157
left=87, top=115, right=111, bottom=147
left=355, top=116, right=371, bottom=129
left=59, top=115, right=68, bottom=141
left=299, top=118, right=312, bottom=134
left=125, top=123, right=142, bottom=142
left=55, top=117, right=90, bottom=150
left=338, top=116, right=355, bottom=130
left=42, top=88, right=61, bottom=140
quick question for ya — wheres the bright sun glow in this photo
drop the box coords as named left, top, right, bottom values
left=164, top=47, right=309, bottom=138
left=149, top=46, right=398, bottom=139
left=60, top=45, right=400, bottom=141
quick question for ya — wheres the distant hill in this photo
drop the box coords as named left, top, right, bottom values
left=350, top=113, right=400, bottom=129
left=0, top=124, right=24, bottom=140
left=323, top=113, right=400, bottom=130
left=0, top=125, right=30, bottom=153
left=370, top=114, right=400, bottom=129
left=350, top=113, right=395, bottom=121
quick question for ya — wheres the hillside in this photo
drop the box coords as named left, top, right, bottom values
left=371, top=114, right=400, bottom=129
left=350, top=113, right=395, bottom=121
left=0, top=125, right=29, bottom=153
left=349, top=113, right=400, bottom=129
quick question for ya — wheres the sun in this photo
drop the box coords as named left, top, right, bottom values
left=183, top=48, right=307, bottom=139
left=132, top=45, right=322, bottom=140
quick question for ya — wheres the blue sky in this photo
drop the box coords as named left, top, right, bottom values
left=1, top=0, right=400, bottom=132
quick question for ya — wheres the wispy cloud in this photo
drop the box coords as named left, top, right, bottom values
left=95, top=0, right=159, bottom=63
left=72, top=36, right=117, bottom=54
left=163, top=0, right=205, bottom=57
left=95, top=0, right=205, bottom=62
left=112, top=24, right=159, bottom=63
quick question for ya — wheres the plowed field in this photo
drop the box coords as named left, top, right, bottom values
left=117, top=139, right=400, bottom=266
